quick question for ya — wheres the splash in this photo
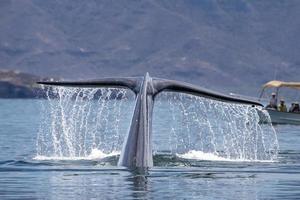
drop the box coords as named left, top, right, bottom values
left=177, top=150, right=230, bottom=161
left=153, top=92, right=279, bottom=162
left=177, top=150, right=275, bottom=162
left=37, top=87, right=278, bottom=163
left=36, top=86, right=135, bottom=159
left=34, top=149, right=120, bottom=161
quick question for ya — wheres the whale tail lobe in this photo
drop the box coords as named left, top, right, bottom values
left=37, top=73, right=262, bottom=168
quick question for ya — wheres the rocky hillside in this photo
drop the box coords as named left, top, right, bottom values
left=0, top=70, right=46, bottom=98
left=0, top=0, right=299, bottom=96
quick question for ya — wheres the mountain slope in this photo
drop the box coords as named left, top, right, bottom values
left=0, top=0, right=299, bottom=95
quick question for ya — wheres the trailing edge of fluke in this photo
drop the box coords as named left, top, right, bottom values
left=37, top=72, right=262, bottom=168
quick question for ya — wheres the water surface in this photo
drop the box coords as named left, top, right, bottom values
left=0, top=99, right=299, bottom=199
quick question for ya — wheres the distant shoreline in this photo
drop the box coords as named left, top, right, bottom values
left=0, top=70, right=51, bottom=99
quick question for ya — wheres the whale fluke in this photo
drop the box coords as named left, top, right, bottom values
left=37, top=77, right=142, bottom=94
left=38, top=73, right=262, bottom=168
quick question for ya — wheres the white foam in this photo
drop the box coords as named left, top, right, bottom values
left=177, top=150, right=275, bottom=162
left=33, top=149, right=120, bottom=161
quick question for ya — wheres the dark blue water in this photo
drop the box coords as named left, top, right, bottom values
left=0, top=99, right=300, bottom=199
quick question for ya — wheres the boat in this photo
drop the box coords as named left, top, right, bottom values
left=259, top=80, right=300, bottom=125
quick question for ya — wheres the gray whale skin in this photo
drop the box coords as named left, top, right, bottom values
left=37, top=73, right=262, bottom=168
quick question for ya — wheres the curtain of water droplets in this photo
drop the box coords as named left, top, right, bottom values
left=38, top=87, right=278, bottom=161
left=153, top=92, right=279, bottom=161
left=37, top=87, right=135, bottom=158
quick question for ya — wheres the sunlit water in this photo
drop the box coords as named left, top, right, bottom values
left=0, top=98, right=299, bottom=199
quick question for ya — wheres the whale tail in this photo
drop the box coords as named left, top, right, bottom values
left=37, top=73, right=262, bottom=168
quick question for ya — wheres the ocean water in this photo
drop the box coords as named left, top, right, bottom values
left=0, top=98, right=299, bottom=200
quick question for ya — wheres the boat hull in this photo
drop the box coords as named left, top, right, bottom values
left=265, top=109, right=300, bottom=125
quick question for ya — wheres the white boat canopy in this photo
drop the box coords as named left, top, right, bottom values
left=263, top=80, right=300, bottom=89
left=259, top=80, right=300, bottom=100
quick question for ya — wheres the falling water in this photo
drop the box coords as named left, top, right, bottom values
left=153, top=92, right=279, bottom=162
left=36, top=88, right=278, bottom=162
left=36, top=87, right=135, bottom=159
